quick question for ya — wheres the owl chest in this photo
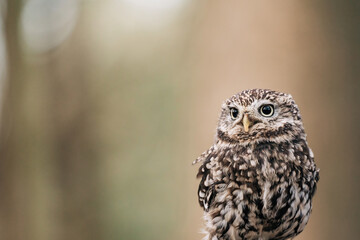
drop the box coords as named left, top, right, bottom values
left=217, top=149, right=305, bottom=213
left=219, top=149, right=292, bottom=185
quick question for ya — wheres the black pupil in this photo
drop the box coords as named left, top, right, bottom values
left=230, top=108, right=238, bottom=118
left=262, top=105, right=272, bottom=115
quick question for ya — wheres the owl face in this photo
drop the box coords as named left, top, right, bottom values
left=217, top=89, right=304, bottom=144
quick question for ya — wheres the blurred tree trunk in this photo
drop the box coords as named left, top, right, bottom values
left=44, top=29, right=102, bottom=240
left=0, top=0, right=29, bottom=239
left=0, top=1, right=102, bottom=239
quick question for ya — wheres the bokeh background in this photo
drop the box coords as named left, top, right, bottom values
left=0, top=0, right=359, bottom=240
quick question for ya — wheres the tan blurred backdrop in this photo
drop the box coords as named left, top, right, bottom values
left=0, top=0, right=359, bottom=240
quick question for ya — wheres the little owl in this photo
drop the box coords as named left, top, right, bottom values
left=193, top=89, right=319, bottom=240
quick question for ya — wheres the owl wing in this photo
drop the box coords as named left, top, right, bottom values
left=196, top=145, right=226, bottom=211
left=192, top=144, right=217, bottom=165
left=198, top=178, right=227, bottom=211
left=197, top=167, right=216, bottom=211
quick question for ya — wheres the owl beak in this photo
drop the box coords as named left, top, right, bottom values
left=242, top=114, right=252, bottom=132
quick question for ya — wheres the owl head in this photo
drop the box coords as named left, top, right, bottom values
left=216, top=89, right=305, bottom=145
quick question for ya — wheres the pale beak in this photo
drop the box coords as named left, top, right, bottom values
left=242, top=114, right=251, bottom=132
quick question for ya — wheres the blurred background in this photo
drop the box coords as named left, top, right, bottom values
left=0, top=0, right=359, bottom=240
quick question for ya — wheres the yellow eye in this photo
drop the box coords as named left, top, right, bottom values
left=230, top=107, right=239, bottom=119
left=259, top=104, right=274, bottom=117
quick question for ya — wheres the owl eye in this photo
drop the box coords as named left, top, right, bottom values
left=230, top=107, right=239, bottom=119
left=259, top=104, right=274, bottom=117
